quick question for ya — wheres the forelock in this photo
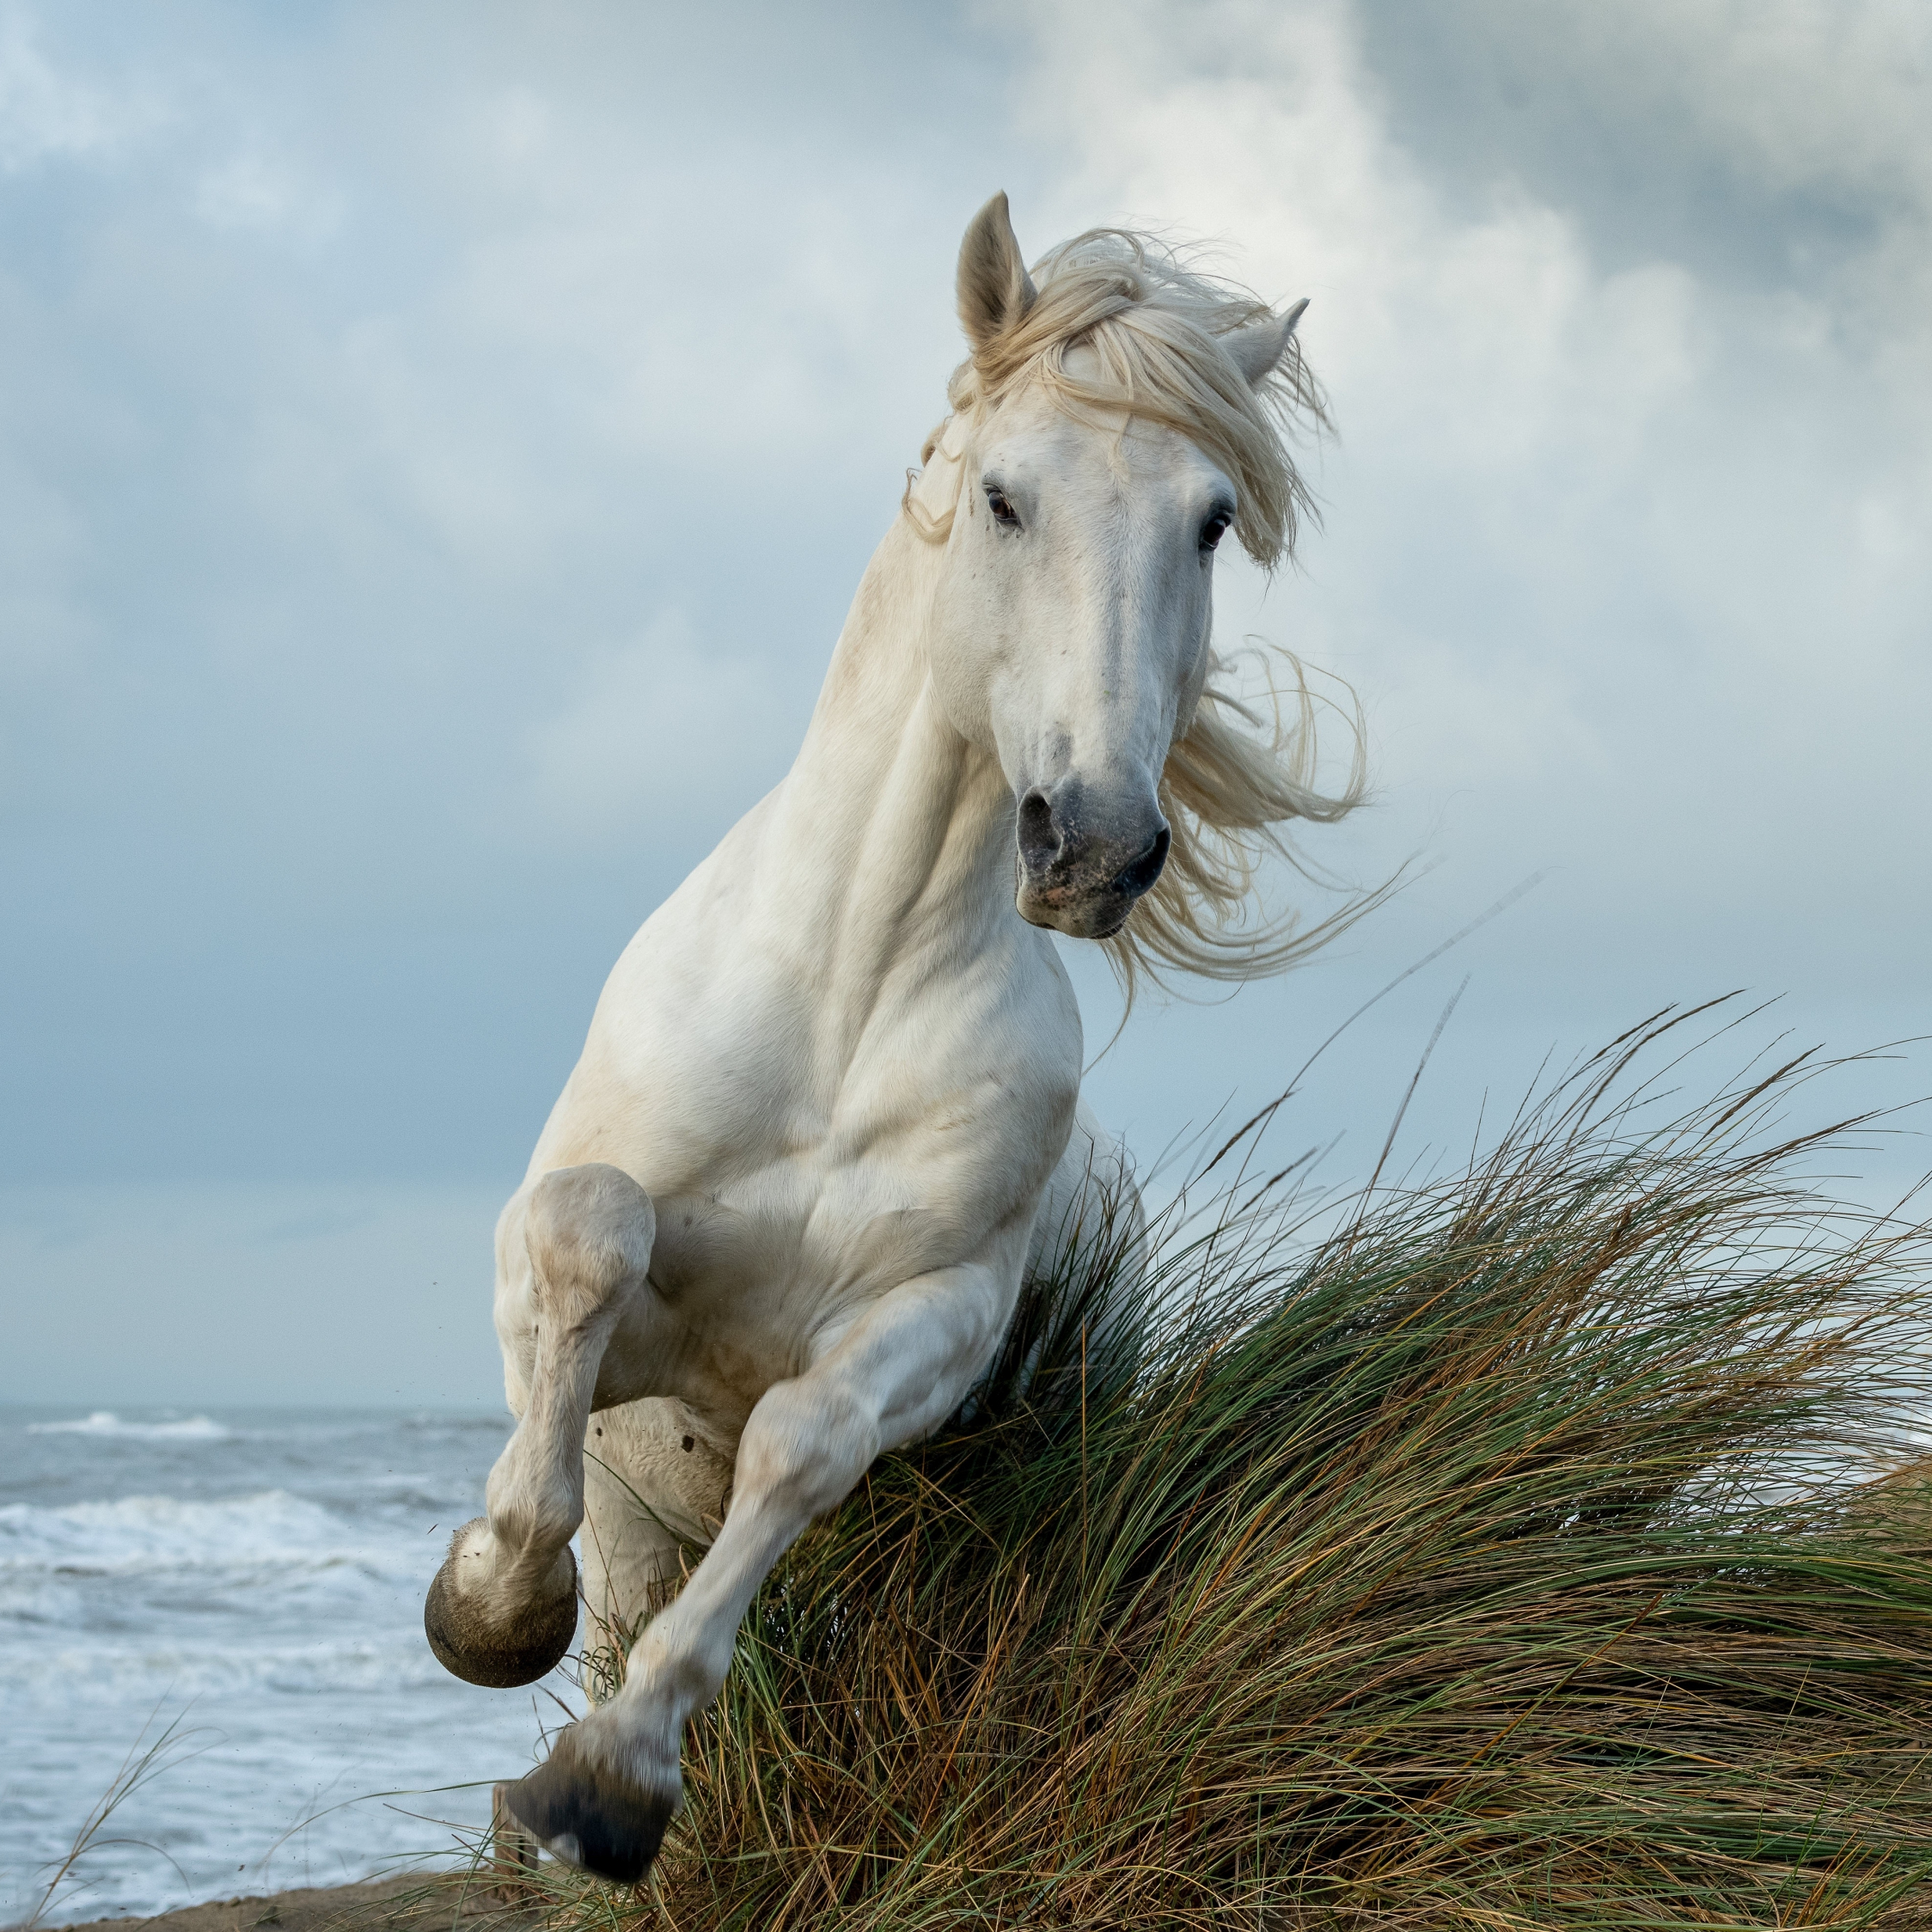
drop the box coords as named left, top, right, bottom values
left=944, top=229, right=1329, bottom=571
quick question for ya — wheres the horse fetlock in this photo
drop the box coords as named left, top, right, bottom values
left=625, top=1617, right=731, bottom=1715
left=526, top=1165, right=657, bottom=1310
left=504, top=1720, right=679, bottom=1887
left=486, top=1454, right=585, bottom=1556
left=423, top=1517, right=578, bottom=1689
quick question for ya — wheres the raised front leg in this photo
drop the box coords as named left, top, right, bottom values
left=425, top=1164, right=658, bottom=1689
left=502, top=1258, right=1014, bottom=1884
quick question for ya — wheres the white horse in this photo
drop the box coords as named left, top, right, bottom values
left=424, top=193, right=1361, bottom=1884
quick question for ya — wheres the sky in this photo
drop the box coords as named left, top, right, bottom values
left=3, top=0, right=1929, bottom=1405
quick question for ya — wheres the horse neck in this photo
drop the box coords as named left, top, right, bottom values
left=763, top=521, right=1018, bottom=981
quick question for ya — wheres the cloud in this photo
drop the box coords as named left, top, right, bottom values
left=525, top=609, right=797, bottom=842
left=0, top=0, right=1013, bottom=1196
left=0, top=9, right=134, bottom=170
left=1000, top=0, right=1931, bottom=986
left=2, top=0, right=1926, bottom=1245
left=193, top=151, right=344, bottom=242
left=0, top=0, right=1925, bottom=1407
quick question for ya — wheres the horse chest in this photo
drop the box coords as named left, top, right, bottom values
left=644, top=1151, right=1008, bottom=1320
left=573, top=936, right=1078, bottom=1244
left=547, top=905, right=1080, bottom=1413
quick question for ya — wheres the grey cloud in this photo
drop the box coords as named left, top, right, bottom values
left=3, top=0, right=1927, bottom=1406
left=0, top=1, right=1033, bottom=1188
left=1012, top=0, right=1930, bottom=1202
left=1354, top=0, right=1932, bottom=303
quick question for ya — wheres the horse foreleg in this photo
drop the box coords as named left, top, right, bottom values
left=501, top=1261, right=1011, bottom=1884
left=425, top=1164, right=657, bottom=1690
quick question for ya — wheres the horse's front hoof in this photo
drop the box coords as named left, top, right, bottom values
left=424, top=1519, right=578, bottom=1689
left=504, top=1724, right=676, bottom=1886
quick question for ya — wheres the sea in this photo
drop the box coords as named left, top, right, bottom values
left=0, top=1406, right=573, bottom=1927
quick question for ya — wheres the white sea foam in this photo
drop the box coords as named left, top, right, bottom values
left=28, top=1410, right=231, bottom=1441
left=0, top=1490, right=385, bottom=1577
left=0, top=1408, right=537, bottom=1927
left=5, top=1635, right=455, bottom=1703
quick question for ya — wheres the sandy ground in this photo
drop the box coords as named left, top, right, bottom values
left=50, top=1874, right=546, bottom=1932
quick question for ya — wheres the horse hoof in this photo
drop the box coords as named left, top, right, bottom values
left=504, top=1726, right=675, bottom=1886
left=424, top=1519, right=578, bottom=1688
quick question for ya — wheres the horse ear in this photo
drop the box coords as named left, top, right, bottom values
left=1224, top=297, right=1310, bottom=386
left=957, top=192, right=1037, bottom=355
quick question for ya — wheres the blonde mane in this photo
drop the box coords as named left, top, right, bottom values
left=904, top=227, right=1372, bottom=996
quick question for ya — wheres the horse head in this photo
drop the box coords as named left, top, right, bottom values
left=914, top=193, right=1314, bottom=944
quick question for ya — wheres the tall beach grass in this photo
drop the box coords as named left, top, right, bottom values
left=533, top=1006, right=1932, bottom=1930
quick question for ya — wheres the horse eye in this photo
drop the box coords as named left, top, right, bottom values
left=1201, top=511, right=1233, bottom=552
left=985, top=488, right=1020, bottom=529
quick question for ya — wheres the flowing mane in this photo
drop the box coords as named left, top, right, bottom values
left=903, top=228, right=1371, bottom=994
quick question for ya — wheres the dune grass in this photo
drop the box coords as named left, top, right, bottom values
left=525, top=1006, right=1932, bottom=1930
left=20, top=1705, right=221, bottom=1929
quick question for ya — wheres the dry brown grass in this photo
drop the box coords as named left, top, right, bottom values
left=520, top=1006, right=1932, bottom=1930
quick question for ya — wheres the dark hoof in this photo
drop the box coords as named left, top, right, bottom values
left=504, top=1726, right=674, bottom=1886
left=424, top=1520, right=578, bottom=1689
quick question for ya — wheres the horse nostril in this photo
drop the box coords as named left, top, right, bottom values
left=1017, top=788, right=1061, bottom=874
left=1114, top=824, right=1171, bottom=900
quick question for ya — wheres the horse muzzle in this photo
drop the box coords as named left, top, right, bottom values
left=1014, top=780, right=1171, bottom=938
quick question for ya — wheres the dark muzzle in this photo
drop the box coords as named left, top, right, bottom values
left=1015, top=780, right=1170, bottom=939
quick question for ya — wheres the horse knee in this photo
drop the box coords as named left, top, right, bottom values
left=737, top=1379, right=879, bottom=1520
left=524, top=1164, right=657, bottom=1321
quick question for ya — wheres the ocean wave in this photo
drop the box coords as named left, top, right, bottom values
left=1, top=1634, right=469, bottom=1702
left=27, top=1411, right=230, bottom=1442
left=0, top=1490, right=393, bottom=1576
